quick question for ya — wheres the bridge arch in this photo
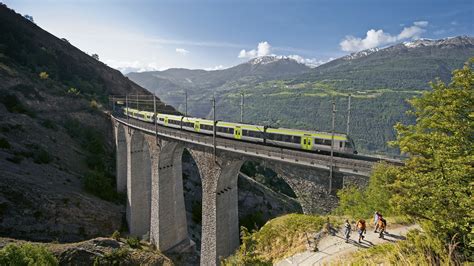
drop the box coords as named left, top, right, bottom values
left=115, top=124, right=127, bottom=193
left=128, top=131, right=152, bottom=238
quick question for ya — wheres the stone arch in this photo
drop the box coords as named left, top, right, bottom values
left=115, top=124, right=127, bottom=193
left=128, top=131, right=152, bottom=238
left=150, top=141, right=191, bottom=252
left=238, top=160, right=303, bottom=230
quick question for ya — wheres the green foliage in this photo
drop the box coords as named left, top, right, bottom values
left=390, top=58, right=473, bottom=258
left=111, top=230, right=120, bottom=241
left=240, top=211, right=265, bottom=231
left=33, top=147, right=53, bottom=164
left=0, top=243, right=58, bottom=266
left=0, top=94, right=36, bottom=117
left=63, top=118, right=118, bottom=202
left=223, top=227, right=272, bottom=265
left=38, top=71, right=49, bottom=80
left=83, top=171, right=116, bottom=201
left=67, top=87, right=80, bottom=96
left=126, top=237, right=140, bottom=249
left=93, top=248, right=130, bottom=266
left=334, top=163, right=399, bottom=218
left=225, top=214, right=330, bottom=264
left=0, top=137, right=11, bottom=149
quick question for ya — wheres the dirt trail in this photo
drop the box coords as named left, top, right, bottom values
left=276, top=224, right=419, bottom=265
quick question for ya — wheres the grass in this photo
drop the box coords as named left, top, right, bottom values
left=0, top=243, right=58, bottom=265
left=224, top=214, right=337, bottom=264
left=347, top=229, right=465, bottom=265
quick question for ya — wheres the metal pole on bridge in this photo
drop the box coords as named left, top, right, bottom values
left=184, top=90, right=188, bottom=117
left=212, top=94, right=217, bottom=163
left=154, top=90, right=157, bottom=138
left=346, top=94, right=351, bottom=135
left=329, top=100, right=336, bottom=194
left=126, top=94, right=129, bottom=124
left=136, top=94, right=139, bottom=111
left=240, top=92, right=244, bottom=123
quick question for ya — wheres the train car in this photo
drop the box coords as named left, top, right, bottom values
left=123, top=107, right=357, bottom=154
left=124, top=108, right=154, bottom=123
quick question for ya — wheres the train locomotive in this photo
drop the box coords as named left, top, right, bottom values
left=123, top=107, right=357, bottom=154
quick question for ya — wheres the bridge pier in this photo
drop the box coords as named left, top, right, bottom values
left=190, top=149, right=243, bottom=265
left=127, top=131, right=152, bottom=238
left=150, top=140, right=192, bottom=252
left=115, top=124, right=127, bottom=193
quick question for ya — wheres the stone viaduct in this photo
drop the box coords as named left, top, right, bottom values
left=112, top=113, right=388, bottom=265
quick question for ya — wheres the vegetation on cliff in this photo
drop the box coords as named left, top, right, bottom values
left=224, top=214, right=334, bottom=264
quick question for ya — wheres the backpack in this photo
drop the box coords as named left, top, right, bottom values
left=357, top=219, right=366, bottom=230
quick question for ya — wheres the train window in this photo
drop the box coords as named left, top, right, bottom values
left=217, top=127, right=223, bottom=132
left=229, top=128, right=234, bottom=134
left=159, top=118, right=164, bottom=121
left=282, top=135, right=291, bottom=142
left=242, top=130, right=248, bottom=136
left=293, top=136, right=301, bottom=143
left=339, top=142, right=343, bottom=148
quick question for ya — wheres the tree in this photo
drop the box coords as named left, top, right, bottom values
left=391, top=58, right=473, bottom=257
left=23, top=14, right=34, bottom=22
left=91, top=53, right=99, bottom=60
left=39, top=71, right=49, bottom=80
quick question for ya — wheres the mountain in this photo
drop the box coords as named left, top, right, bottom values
left=0, top=4, right=176, bottom=242
left=127, top=36, right=473, bottom=154
left=298, top=36, right=474, bottom=90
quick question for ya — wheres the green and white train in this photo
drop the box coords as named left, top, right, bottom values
left=124, top=107, right=357, bottom=154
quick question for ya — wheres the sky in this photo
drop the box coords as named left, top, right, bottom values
left=4, top=0, right=473, bottom=73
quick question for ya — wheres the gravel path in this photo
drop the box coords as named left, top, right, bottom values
left=276, top=224, right=419, bottom=265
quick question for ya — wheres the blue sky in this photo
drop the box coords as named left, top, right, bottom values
left=4, top=0, right=473, bottom=72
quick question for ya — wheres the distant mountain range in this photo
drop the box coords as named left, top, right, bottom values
left=299, top=36, right=474, bottom=90
left=127, top=36, right=474, bottom=154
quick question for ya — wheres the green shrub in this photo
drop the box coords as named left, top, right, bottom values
left=33, top=148, right=53, bottom=164
left=334, top=163, right=399, bottom=218
left=67, top=87, right=80, bottom=96
left=111, top=230, right=120, bottom=241
left=41, top=119, right=57, bottom=130
left=0, top=138, right=11, bottom=149
left=83, top=171, right=116, bottom=201
left=126, top=237, right=140, bottom=249
left=0, top=243, right=58, bottom=265
left=39, top=71, right=49, bottom=80
left=93, top=248, right=129, bottom=266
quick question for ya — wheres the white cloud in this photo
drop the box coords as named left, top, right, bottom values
left=204, top=65, right=226, bottom=71
left=340, top=21, right=429, bottom=52
left=413, top=21, right=428, bottom=27
left=287, top=55, right=334, bottom=68
left=175, top=48, right=189, bottom=55
left=105, top=59, right=163, bottom=74
left=238, top=41, right=271, bottom=58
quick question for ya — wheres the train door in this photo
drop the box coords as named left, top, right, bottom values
left=301, top=135, right=313, bottom=150
left=194, top=121, right=200, bottom=132
left=234, top=126, right=242, bottom=139
left=164, top=117, right=169, bottom=126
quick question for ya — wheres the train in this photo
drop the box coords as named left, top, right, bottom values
left=123, top=107, right=357, bottom=154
